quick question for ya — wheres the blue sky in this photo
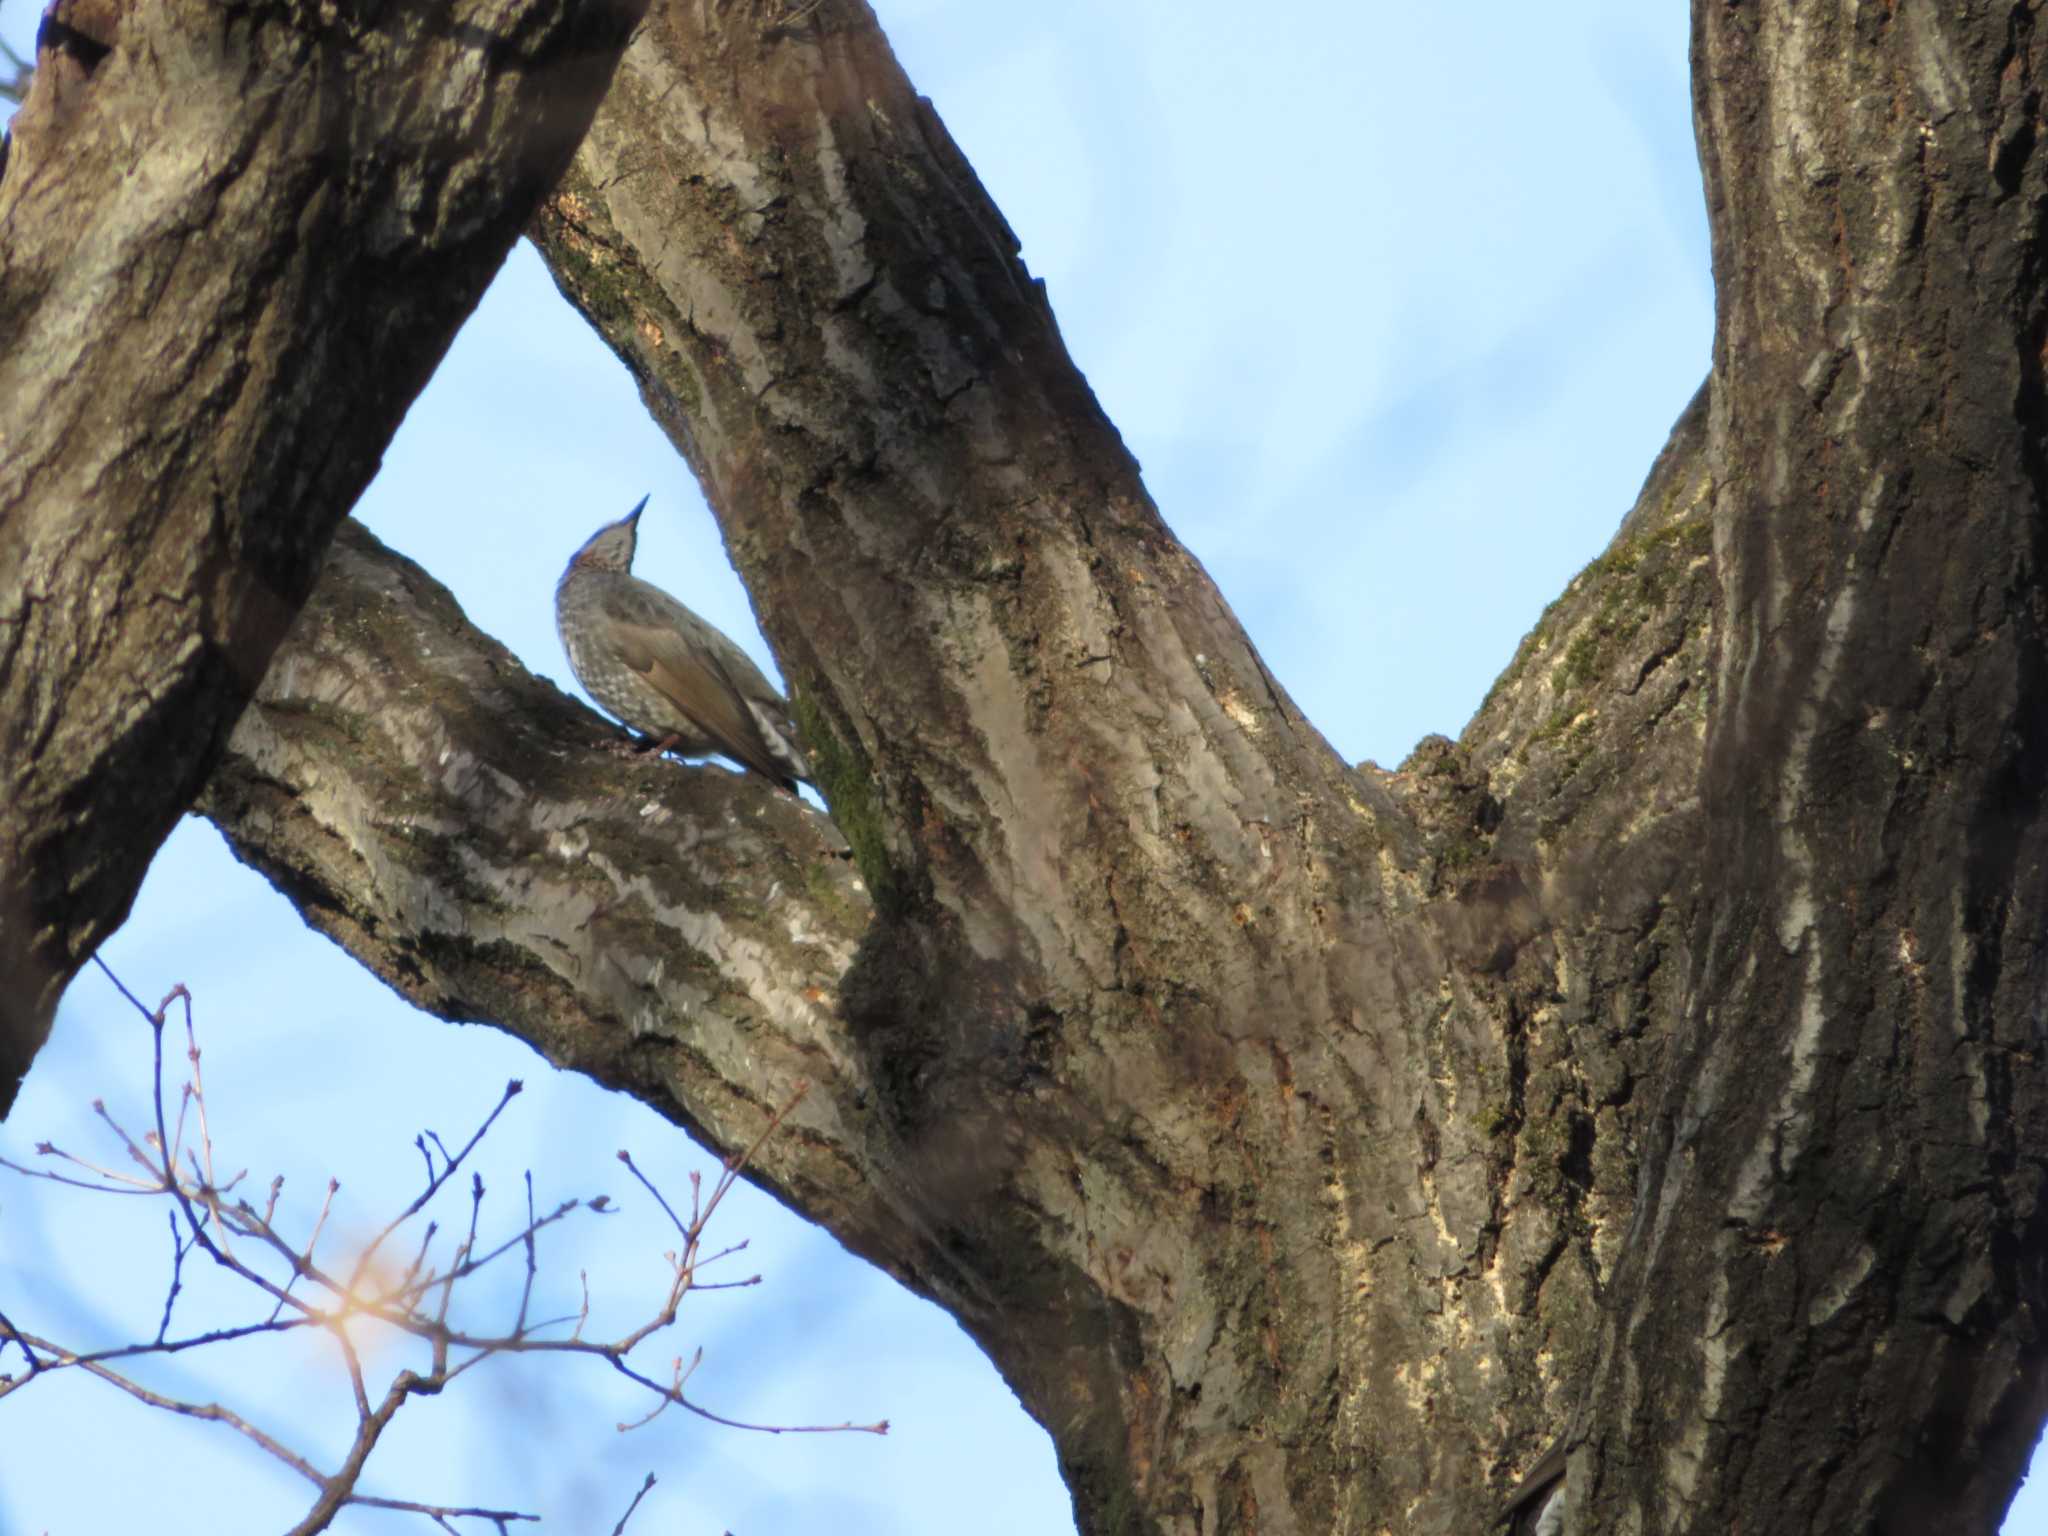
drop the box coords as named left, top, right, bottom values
left=3, top=2, right=2040, bottom=1532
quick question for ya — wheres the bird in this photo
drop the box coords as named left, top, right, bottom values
left=1500, top=1438, right=1567, bottom=1535
left=555, top=497, right=812, bottom=793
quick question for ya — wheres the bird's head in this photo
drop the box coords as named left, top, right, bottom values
left=567, top=496, right=649, bottom=574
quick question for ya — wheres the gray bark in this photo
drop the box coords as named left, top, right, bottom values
left=0, top=0, right=643, bottom=1105
left=14, top=1, right=2048, bottom=1533
left=1570, top=7, right=2048, bottom=1532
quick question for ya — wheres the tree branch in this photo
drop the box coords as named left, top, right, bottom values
left=0, top=0, right=646, bottom=1111
left=197, top=521, right=927, bottom=1278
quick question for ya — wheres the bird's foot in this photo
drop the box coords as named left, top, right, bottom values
left=599, top=732, right=680, bottom=760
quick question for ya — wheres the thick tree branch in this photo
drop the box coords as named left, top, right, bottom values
left=196, top=522, right=916, bottom=1274
left=0, top=0, right=645, bottom=1110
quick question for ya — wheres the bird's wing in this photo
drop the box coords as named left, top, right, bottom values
left=699, top=629, right=811, bottom=782
left=600, top=581, right=809, bottom=786
left=1499, top=1440, right=1569, bottom=1533
left=608, top=618, right=794, bottom=784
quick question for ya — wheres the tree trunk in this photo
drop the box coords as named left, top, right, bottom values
left=1569, top=7, right=2048, bottom=1532
left=0, top=0, right=644, bottom=1108
left=16, top=0, right=2048, bottom=1532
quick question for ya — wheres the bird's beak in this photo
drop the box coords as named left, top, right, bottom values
left=625, top=495, right=649, bottom=524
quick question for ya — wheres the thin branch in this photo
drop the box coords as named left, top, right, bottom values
left=155, top=1209, right=191, bottom=1343
left=270, top=1178, right=339, bottom=1323
left=7, top=1319, right=332, bottom=1486
left=0, top=968, right=883, bottom=1536
left=0, top=37, right=31, bottom=106
left=352, top=1081, right=524, bottom=1289
left=610, top=1472, right=657, bottom=1536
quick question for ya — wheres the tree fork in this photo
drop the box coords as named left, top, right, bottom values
left=6, top=0, right=2043, bottom=1532
left=237, top=0, right=1715, bottom=1528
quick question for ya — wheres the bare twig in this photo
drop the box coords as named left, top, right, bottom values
left=0, top=37, right=30, bottom=106
left=610, top=1471, right=657, bottom=1535
left=0, top=964, right=884, bottom=1535
left=353, top=1079, right=524, bottom=1290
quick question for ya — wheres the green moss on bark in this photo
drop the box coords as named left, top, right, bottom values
left=791, top=690, right=899, bottom=912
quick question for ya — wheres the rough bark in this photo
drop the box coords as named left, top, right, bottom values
left=1569, top=8, right=2048, bottom=1533
left=197, top=519, right=898, bottom=1258
left=524, top=5, right=1545, bottom=1528
left=208, top=394, right=1717, bottom=1535
left=14, top=0, right=2048, bottom=1533
left=0, top=0, right=644, bottom=1110
left=505, top=3, right=1737, bottom=1529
